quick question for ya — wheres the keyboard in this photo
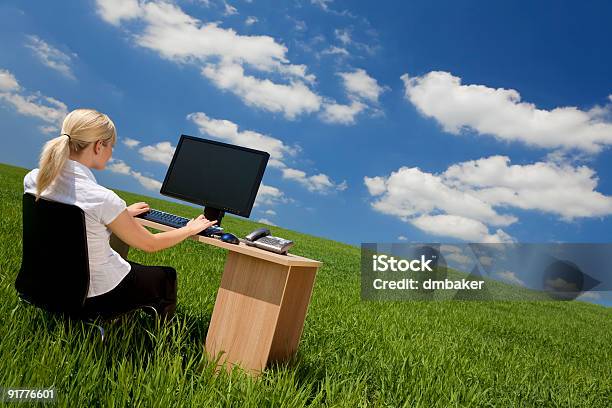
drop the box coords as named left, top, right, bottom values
left=137, top=208, right=224, bottom=237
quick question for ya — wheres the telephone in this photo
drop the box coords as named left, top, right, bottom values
left=244, top=228, right=294, bottom=255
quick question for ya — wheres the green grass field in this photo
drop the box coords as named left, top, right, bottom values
left=0, top=162, right=610, bottom=407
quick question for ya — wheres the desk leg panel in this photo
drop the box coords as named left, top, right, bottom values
left=205, top=252, right=290, bottom=373
left=268, top=266, right=318, bottom=363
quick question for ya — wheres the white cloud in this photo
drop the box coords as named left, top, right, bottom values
left=38, top=125, right=57, bottom=134
left=397, top=235, right=407, bottom=241
left=132, top=171, right=163, bottom=191
left=312, top=0, right=333, bottom=11
left=363, top=176, right=386, bottom=196
left=201, top=62, right=320, bottom=119
left=25, top=35, right=75, bottom=80
left=189, top=112, right=346, bottom=193
left=122, top=137, right=141, bottom=148
left=496, top=270, right=525, bottom=286
left=223, top=1, right=238, bottom=16
left=478, top=256, right=493, bottom=267
left=311, top=34, right=325, bottom=44
left=282, top=167, right=346, bottom=193
left=138, top=141, right=176, bottom=166
left=334, top=28, right=351, bottom=45
left=339, top=69, right=384, bottom=103
left=254, top=183, right=287, bottom=207
left=187, top=112, right=297, bottom=167
left=293, top=19, right=307, bottom=31
left=107, top=159, right=131, bottom=175
left=440, top=244, right=464, bottom=254
left=331, top=27, right=377, bottom=54
left=311, top=1, right=356, bottom=17
left=321, top=46, right=349, bottom=57
left=440, top=244, right=473, bottom=266
left=107, top=159, right=162, bottom=191
left=444, top=155, right=612, bottom=220
left=264, top=209, right=276, bottom=216
left=319, top=68, right=385, bottom=125
left=0, top=69, right=20, bottom=92
left=0, top=69, right=68, bottom=130
left=245, top=16, right=258, bottom=25
left=257, top=218, right=276, bottom=226
left=95, top=0, right=142, bottom=25
left=0, top=93, right=68, bottom=125
left=545, top=277, right=579, bottom=292
left=95, top=0, right=322, bottom=119
left=577, top=291, right=601, bottom=300
left=319, top=100, right=365, bottom=125
left=132, top=3, right=285, bottom=68
left=401, top=71, right=612, bottom=153
left=412, top=214, right=514, bottom=243
left=364, top=165, right=516, bottom=227
left=365, top=155, right=612, bottom=241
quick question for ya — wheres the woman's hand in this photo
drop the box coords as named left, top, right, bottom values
left=109, top=210, right=218, bottom=253
left=185, top=214, right=217, bottom=235
left=127, top=202, right=150, bottom=217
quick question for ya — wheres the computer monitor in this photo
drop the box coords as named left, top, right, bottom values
left=160, top=135, right=270, bottom=225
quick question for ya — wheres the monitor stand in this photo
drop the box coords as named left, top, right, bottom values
left=204, top=206, right=225, bottom=226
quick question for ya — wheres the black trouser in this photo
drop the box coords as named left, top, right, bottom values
left=83, top=261, right=177, bottom=319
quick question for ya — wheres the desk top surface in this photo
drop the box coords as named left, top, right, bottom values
left=137, top=218, right=322, bottom=268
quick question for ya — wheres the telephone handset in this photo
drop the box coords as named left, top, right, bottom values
left=244, top=228, right=294, bottom=255
left=245, top=228, right=271, bottom=242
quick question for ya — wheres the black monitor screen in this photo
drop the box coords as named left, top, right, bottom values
left=160, top=135, right=269, bottom=217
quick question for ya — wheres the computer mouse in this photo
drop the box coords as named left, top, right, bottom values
left=220, top=232, right=240, bottom=245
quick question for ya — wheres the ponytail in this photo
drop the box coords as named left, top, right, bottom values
left=35, top=108, right=117, bottom=200
left=36, top=135, right=71, bottom=199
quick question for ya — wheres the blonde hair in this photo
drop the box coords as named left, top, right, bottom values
left=36, top=109, right=116, bottom=198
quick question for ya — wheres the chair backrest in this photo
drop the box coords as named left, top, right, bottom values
left=16, top=193, right=90, bottom=315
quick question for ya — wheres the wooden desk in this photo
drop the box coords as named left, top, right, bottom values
left=135, top=219, right=322, bottom=374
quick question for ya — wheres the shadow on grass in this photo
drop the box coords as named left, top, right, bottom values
left=12, top=300, right=217, bottom=367
left=179, top=309, right=212, bottom=345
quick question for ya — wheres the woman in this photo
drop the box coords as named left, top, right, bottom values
left=23, top=108, right=216, bottom=319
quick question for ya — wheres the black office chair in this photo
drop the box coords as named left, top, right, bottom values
left=15, top=193, right=153, bottom=341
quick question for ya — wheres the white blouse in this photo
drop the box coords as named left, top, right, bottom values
left=24, top=159, right=131, bottom=297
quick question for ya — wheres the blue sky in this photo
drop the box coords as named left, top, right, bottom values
left=1, top=0, right=612, bottom=254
